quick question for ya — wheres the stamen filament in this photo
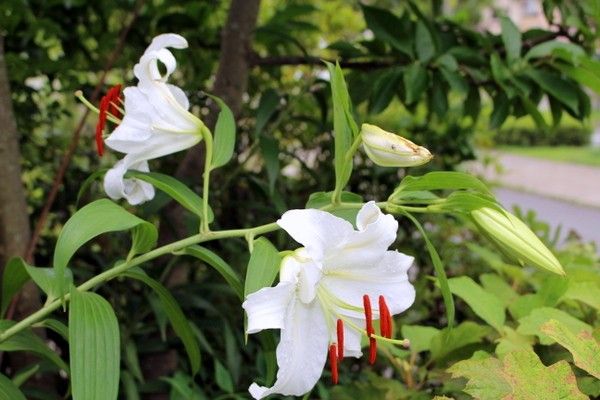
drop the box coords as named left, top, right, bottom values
left=336, top=319, right=344, bottom=359
left=369, top=334, right=410, bottom=347
left=328, top=344, right=338, bottom=384
left=74, top=90, right=121, bottom=124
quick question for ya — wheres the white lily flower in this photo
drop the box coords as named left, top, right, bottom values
left=98, top=33, right=205, bottom=204
left=243, top=202, right=415, bottom=399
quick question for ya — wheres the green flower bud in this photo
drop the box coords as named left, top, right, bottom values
left=471, top=207, right=565, bottom=275
left=360, top=123, right=432, bottom=167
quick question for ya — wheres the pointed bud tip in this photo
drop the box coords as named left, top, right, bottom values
left=360, top=123, right=433, bottom=168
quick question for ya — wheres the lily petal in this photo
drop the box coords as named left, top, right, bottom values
left=323, top=250, right=415, bottom=319
left=243, top=282, right=295, bottom=334
left=248, top=299, right=329, bottom=399
left=104, top=159, right=155, bottom=205
left=133, top=33, right=188, bottom=83
left=277, top=209, right=353, bottom=262
left=280, top=250, right=322, bottom=304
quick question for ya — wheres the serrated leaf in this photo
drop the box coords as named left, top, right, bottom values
left=541, top=319, right=600, bottom=379
left=69, top=289, right=120, bottom=400
left=244, top=238, right=282, bottom=298
left=480, top=273, right=519, bottom=307
left=123, top=269, right=201, bottom=375
left=499, top=16, right=521, bottom=62
left=53, top=199, right=157, bottom=298
left=1, top=258, right=30, bottom=317
left=125, top=171, right=214, bottom=223
left=209, top=95, right=236, bottom=169
left=562, top=281, right=600, bottom=310
left=179, top=245, right=243, bottom=300
left=495, top=326, right=534, bottom=356
left=447, top=276, right=505, bottom=330
left=0, top=320, right=68, bottom=372
left=517, top=307, right=592, bottom=345
left=0, top=373, right=26, bottom=400
left=401, top=325, right=439, bottom=353
left=449, top=349, right=587, bottom=400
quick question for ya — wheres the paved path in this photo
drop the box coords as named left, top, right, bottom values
left=466, top=152, right=600, bottom=209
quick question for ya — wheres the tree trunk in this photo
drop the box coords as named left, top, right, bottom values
left=0, top=36, right=31, bottom=268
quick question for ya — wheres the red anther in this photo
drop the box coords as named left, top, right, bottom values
left=336, top=319, right=344, bottom=359
left=385, top=310, right=393, bottom=339
left=378, top=295, right=388, bottom=338
left=107, top=84, right=122, bottom=119
left=363, top=294, right=374, bottom=336
left=368, top=337, right=377, bottom=365
left=95, top=94, right=110, bottom=156
left=329, top=344, right=338, bottom=384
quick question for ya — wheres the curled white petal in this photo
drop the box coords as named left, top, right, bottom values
left=243, top=282, right=295, bottom=334
left=103, top=159, right=155, bottom=205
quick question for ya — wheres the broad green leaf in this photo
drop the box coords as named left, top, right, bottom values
left=499, top=16, right=521, bottom=61
left=369, top=68, right=402, bottom=114
left=403, top=213, right=454, bottom=327
left=361, top=5, right=413, bottom=56
left=415, top=21, right=435, bottom=62
left=525, top=69, right=580, bottom=114
left=404, top=63, right=428, bottom=104
left=440, top=67, right=468, bottom=94
left=325, top=61, right=358, bottom=195
left=429, top=77, right=448, bottom=117
left=306, top=191, right=363, bottom=224
left=401, top=325, right=439, bottom=353
left=209, top=95, right=236, bottom=169
left=53, top=199, right=157, bottom=297
left=464, top=86, right=481, bottom=122
left=259, top=136, right=280, bottom=193
left=126, top=171, right=214, bottom=223
left=1, top=257, right=30, bottom=317
left=560, top=62, right=600, bottom=96
left=179, top=245, right=243, bottom=300
left=447, top=276, right=505, bottom=330
left=69, top=289, right=120, bottom=400
left=480, top=273, right=519, bottom=307
left=25, top=264, right=73, bottom=301
left=562, top=281, right=600, bottom=310
left=448, top=349, right=587, bottom=400
left=541, top=319, right=600, bottom=379
left=430, top=322, right=490, bottom=363
left=255, top=89, right=280, bottom=135
left=0, top=373, right=26, bottom=400
left=244, top=237, right=282, bottom=298
left=123, top=269, right=201, bottom=375
left=524, top=41, right=585, bottom=62
left=214, top=360, right=234, bottom=393
left=12, top=363, right=40, bottom=387
left=0, top=320, right=68, bottom=371
left=495, top=326, right=534, bottom=356
left=517, top=307, right=592, bottom=345
left=391, top=171, right=491, bottom=200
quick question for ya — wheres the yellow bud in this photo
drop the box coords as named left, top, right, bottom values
left=471, top=207, right=565, bottom=275
left=360, top=123, right=432, bottom=167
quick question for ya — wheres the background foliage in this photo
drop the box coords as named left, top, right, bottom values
left=0, top=0, right=599, bottom=399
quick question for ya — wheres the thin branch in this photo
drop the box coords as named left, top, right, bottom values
left=250, top=53, right=398, bottom=70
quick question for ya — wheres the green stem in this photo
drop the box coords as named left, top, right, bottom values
left=332, top=134, right=363, bottom=205
left=0, top=222, right=279, bottom=343
left=201, top=126, right=214, bottom=233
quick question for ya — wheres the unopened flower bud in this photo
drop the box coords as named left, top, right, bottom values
left=360, top=123, right=432, bottom=167
left=471, top=207, right=565, bottom=275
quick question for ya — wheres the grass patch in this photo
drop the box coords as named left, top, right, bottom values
left=501, top=146, right=600, bottom=167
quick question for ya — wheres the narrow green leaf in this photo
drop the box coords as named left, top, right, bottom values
left=415, top=21, right=435, bottom=62
left=126, top=171, right=214, bottom=223
left=214, top=360, right=234, bottom=393
left=404, top=63, right=428, bottom=104
left=0, top=320, right=68, bottom=372
left=0, top=373, right=26, bottom=400
left=391, top=172, right=492, bottom=202
left=53, top=199, right=157, bottom=298
left=464, top=86, right=481, bottom=122
left=12, top=363, right=40, bottom=387
left=325, top=61, right=358, bottom=194
left=524, top=41, right=585, bottom=61
left=209, top=95, right=236, bottom=169
left=499, top=16, right=521, bottom=61
left=369, top=69, right=402, bottom=114
left=447, top=276, right=505, bottom=330
left=244, top=237, right=282, bottom=298
left=38, top=319, right=69, bottom=341
left=403, top=213, right=454, bottom=326
left=520, top=96, right=548, bottom=131
left=123, top=269, right=201, bottom=375
left=255, top=89, right=280, bottom=135
left=361, top=5, right=413, bottom=56
left=259, top=136, right=280, bottom=194
left=490, top=91, right=509, bottom=129
left=541, top=319, right=600, bottom=379
left=69, top=289, right=120, bottom=400
left=179, top=245, right=243, bottom=300
left=525, top=69, right=580, bottom=114
left=1, top=258, right=30, bottom=317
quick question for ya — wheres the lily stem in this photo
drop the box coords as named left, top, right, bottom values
left=0, top=222, right=280, bottom=343
left=331, top=134, right=363, bottom=205
left=201, top=126, right=214, bottom=233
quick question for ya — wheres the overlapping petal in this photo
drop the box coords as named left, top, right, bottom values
left=104, top=159, right=154, bottom=205
left=243, top=282, right=295, bottom=334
